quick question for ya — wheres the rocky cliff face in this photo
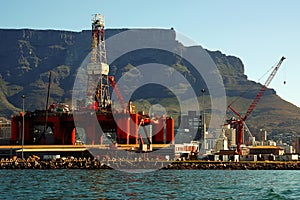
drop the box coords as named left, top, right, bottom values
left=0, top=28, right=299, bottom=144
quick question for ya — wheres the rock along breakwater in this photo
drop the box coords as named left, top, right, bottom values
left=162, top=161, right=300, bottom=170
left=1, top=157, right=300, bottom=170
left=0, top=157, right=111, bottom=169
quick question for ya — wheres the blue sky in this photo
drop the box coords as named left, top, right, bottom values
left=1, top=0, right=300, bottom=107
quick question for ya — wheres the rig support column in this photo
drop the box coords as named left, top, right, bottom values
left=166, top=117, right=174, bottom=144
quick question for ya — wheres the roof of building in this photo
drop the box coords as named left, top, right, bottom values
left=216, top=150, right=238, bottom=155
left=249, top=146, right=283, bottom=150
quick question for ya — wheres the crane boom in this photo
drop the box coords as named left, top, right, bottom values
left=108, top=76, right=127, bottom=112
left=228, top=105, right=243, bottom=119
left=243, top=56, right=285, bottom=121
left=264, top=56, right=286, bottom=87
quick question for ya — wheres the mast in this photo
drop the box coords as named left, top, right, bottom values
left=86, top=14, right=111, bottom=112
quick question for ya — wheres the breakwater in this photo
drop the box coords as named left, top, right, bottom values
left=1, top=157, right=300, bottom=170
left=163, top=161, right=300, bottom=170
left=0, top=157, right=111, bottom=169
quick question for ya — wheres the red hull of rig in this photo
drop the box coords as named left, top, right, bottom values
left=10, top=111, right=174, bottom=146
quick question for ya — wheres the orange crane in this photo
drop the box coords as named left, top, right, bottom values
left=108, top=76, right=127, bottom=112
left=227, top=56, right=286, bottom=154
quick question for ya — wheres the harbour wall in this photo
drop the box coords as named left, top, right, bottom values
left=1, top=157, right=300, bottom=170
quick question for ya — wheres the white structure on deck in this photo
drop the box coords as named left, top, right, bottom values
left=175, top=141, right=199, bottom=159
left=214, top=130, right=229, bottom=153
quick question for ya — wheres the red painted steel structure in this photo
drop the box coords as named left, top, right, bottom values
left=10, top=116, right=19, bottom=142
left=166, top=117, right=175, bottom=144
left=10, top=111, right=174, bottom=146
left=129, top=114, right=139, bottom=144
left=152, top=118, right=165, bottom=144
left=116, top=116, right=130, bottom=144
left=227, top=56, right=285, bottom=154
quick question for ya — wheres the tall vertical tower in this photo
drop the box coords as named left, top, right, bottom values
left=295, top=135, right=300, bottom=154
left=86, top=14, right=111, bottom=112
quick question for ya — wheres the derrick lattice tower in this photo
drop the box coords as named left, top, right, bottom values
left=87, top=14, right=111, bottom=112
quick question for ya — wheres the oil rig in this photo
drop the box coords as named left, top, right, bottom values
left=8, top=14, right=175, bottom=158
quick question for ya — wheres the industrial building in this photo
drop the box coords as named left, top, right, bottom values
left=296, top=135, right=300, bottom=154
left=0, top=117, right=10, bottom=144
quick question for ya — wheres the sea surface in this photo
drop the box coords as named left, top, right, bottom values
left=0, top=169, right=300, bottom=199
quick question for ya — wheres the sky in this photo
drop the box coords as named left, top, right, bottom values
left=1, top=0, right=300, bottom=107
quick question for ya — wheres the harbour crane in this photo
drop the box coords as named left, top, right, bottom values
left=226, top=56, right=286, bottom=154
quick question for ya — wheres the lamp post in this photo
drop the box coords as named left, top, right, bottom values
left=21, top=95, right=25, bottom=159
left=201, top=89, right=205, bottom=126
left=201, top=89, right=206, bottom=151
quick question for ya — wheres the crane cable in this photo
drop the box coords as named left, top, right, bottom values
left=283, top=62, right=287, bottom=84
left=223, top=60, right=279, bottom=126
left=227, top=60, right=278, bottom=111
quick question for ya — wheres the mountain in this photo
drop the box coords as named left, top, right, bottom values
left=0, top=28, right=299, bottom=145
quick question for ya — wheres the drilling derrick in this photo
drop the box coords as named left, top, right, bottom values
left=87, top=14, right=111, bottom=112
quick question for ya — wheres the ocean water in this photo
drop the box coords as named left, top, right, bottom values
left=0, top=170, right=300, bottom=199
